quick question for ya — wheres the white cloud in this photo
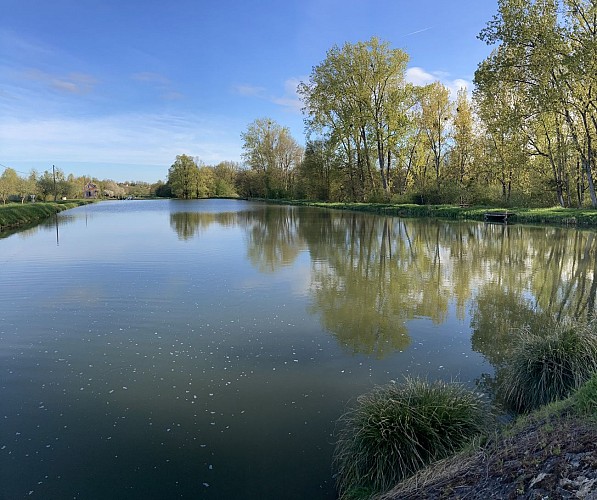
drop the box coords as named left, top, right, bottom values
left=405, top=67, right=436, bottom=86
left=234, top=78, right=303, bottom=113
left=447, top=78, right=470, bottom=96
left=405, top=66, right=471, bottom=99
left=271, top=78, right=303, bottom=113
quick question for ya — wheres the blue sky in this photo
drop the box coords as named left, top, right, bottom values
left=1, top=0, right=498, bottom=183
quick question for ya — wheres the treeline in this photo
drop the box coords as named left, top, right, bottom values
left=0, top=166, right=162, bottom=203
left=10, top=1, right=591, bottom=208
left=296, top=0, right=597, bottom=207
left=169, top=0, right=596, bottom=208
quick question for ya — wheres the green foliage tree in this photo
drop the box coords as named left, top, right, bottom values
left=0, top=168, right=19, bottom=204
left=213, top=161, right=239, bottom=197
left=419, top=82, right=453, bottom=189
left=235, top=168, right=263, bottom=198
left=296, top=139, right=342, bottom=200
left=299, top=37, right=412, bottom=200
left=37, top=169, right=57, bottom=201
left=448, top=88, right=477, bottom=202
left=153, top=180, right=172, bottom=198
left=476, top=0, right=597, bottom=207
left=168, top=154, right=199, bottom=199
left=241, top=118, right=302, bottom=198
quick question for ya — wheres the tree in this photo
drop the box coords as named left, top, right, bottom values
left=299, top=37, right=412, bottom=200
left=153, top=180, right=172, bottom=198
left=419, top=82, right=453, bottom=189
left=297, top=138, right=342, bottom=200
left=476, top=0, right=597, bottom=206
left=168, top=154, right=199, bottom=199
left=0, top=168, right=19, bottom=204
left=36, top=171, right=53, bottom=201
left=235, top=168, right=263, bottom=198
left=102, top=180, right=126, bottom=199
left=450, top=88, right=477, bottom=201
left=195, top=165, right=215, bottom=198
left=16, top=173, right=35, bottom=203
left=213, top=161, right=239, bottom=197
left=241, top=118, right=302, bottom=198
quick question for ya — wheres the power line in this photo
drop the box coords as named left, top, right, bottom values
left=0, top=163, right=46, bottom=177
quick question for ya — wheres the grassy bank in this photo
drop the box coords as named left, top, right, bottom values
left=336, top=320, right=597, bottom=499
left=376, top=373, right=597, bottom=499
left=270, top=200, right=597, bottom=227
left=0, top=200, right=94, bottom=232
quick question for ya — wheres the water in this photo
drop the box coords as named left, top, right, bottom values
left=1, top=199, right=595, bottom=499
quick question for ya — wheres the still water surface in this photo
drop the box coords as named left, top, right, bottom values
left=1, top=199, right=595, bottom=499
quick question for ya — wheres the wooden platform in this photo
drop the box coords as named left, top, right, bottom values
left=484, top=212, right=510, bottom=223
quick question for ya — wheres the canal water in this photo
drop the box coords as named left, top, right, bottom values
left=1, top=199, right=595, bottom=499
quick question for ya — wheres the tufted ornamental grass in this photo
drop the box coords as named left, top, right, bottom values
left=333, top=378, right=492, bottom=499
left=498, top=322, right=597, bottom=414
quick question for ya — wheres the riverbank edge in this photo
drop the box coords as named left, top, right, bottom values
left=265, top=199, right=597, bottom=227
left=0, top=200, right=95, bottom=232
left=373, top=375, right=597, bottom=500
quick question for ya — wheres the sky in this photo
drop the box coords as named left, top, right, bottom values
left=1, top=0, right=499, bottom=183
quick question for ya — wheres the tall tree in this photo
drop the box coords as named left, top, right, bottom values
left=477, top=0, right=597, bottom=206
left=298, top=138, right=342, bottom=200
left=168, top=154, right=199, bottom=199
left=241, top=118, right=302, bottom=198
left=0, top=168, right=18, bottom=204
left=419, top=82, right=453, bottom=189
left=299, top=37, right=412, bottom=200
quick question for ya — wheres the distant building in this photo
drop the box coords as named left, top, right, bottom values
left=84, top=182, right=99, bottom=198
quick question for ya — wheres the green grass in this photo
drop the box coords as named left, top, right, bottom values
left=498, top=322, right=597, bottom=413
left=267, top=200, right=597, bottom=227
left=573, top=371, right=597, bottom=417
left=375, top=373, right=597, bottom=500
left=0, top=200, right=93, bottom=231
left=333, top=377, right=493, bottom=499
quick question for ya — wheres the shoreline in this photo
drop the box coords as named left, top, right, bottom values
left=0, top=200, right=95, bottom=233
left=5, top=198, right=595, bottom=232
left=266, top=199, right=597, bottom=227
left=375, top=379, right=597, bottom=499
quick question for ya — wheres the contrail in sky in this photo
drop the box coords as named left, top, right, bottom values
left=402, top=26, right=433, bottom=37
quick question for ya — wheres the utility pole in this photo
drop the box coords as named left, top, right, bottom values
left=52, top=165, right=57, bottom=202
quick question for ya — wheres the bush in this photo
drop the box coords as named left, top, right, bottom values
left=498, top=322, right=597, bottom=413
left=333, top=378, right=492, bottom=498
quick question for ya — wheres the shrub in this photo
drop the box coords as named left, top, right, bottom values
left=333, top=378, right=492, bottom=498
left=498, top=322, right=597, bottom=413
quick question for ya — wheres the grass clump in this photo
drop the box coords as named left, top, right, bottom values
left=498, top=322, right=597, bottom=413
left=333, top=377, right=492, bottom=499
left=573, top=372, right=597, bottom=417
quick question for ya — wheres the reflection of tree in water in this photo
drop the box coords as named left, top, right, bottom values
left=470, top=285, right=554, bottom=367
left=301, top=214, right=462, bottom=358
left=170, top=203, right=597, bottom=362
left=169, top=211, right=237, bottom=240
left=469, top=228, right=597, bottom=394
left=243, top=206, right=302, bottom=273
